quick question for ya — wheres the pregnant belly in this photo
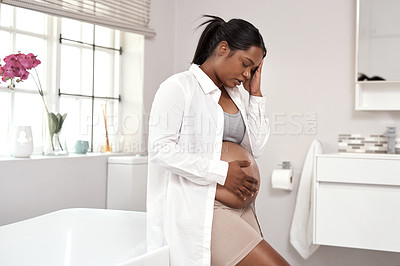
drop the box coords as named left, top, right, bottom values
left=215, top=141, right=260, bottom=209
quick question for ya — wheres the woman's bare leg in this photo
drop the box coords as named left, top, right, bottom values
left=236, top=240, right=290, bottom=266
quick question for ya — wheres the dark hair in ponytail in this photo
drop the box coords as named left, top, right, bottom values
left=192, top=15, right=267, bottom=65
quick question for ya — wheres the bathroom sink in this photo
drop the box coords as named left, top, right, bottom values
left=0, top=208, right=169, bottom=266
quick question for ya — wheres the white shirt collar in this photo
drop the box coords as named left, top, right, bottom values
left=189, top=64, right=242, bottom=95
left=189, top=64, right=220, bottom=95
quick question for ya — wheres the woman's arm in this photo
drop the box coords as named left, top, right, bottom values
left=246, top=95, right=270, bottom=157
left=242, top=59, right=270, bottom=157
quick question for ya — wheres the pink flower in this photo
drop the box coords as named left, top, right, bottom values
left=0, top=65, right=7, bottom=82
left=0, top=51, right=66, bottom=152
left=0, top=52, right=41, bottom=84
left=18, top=53, right=41, bottom=70
left=18, top=66, right=29, bottom=80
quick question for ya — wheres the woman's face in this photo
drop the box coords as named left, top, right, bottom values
left=216, top=44, right=264, bottom=88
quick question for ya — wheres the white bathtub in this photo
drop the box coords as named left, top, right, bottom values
left=0, top=208, right=169, bottom=266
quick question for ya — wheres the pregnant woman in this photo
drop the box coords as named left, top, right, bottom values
left=213, top=99, right=289, bottom=265
left=148, top=15, right=289, bottom=266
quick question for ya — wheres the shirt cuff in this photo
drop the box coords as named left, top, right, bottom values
left=249, top=95, right=266, bottom=114
left=207, top=160, right=229, bottom=185
left=250, top=95, right=266, bottom=103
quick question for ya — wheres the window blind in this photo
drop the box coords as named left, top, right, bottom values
left=0, top=0, right=155, bottom=37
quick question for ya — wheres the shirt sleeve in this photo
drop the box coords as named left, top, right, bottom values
left=148, top=78, right=228, bottom=186
left=246, top=95, right=270, bottom=158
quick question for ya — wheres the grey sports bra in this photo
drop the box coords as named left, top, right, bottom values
left=222, top=110, right=246, bottom=144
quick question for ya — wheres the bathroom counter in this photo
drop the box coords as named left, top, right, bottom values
left=318, top=152, right=400, bottom=160
left=0, top=152, right=140, bottom=161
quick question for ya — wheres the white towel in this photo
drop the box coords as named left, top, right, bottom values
left=289, top=139, right=322, bottom=259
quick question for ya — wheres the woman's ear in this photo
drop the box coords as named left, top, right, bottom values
left=217, top=41, right=230, bottom=56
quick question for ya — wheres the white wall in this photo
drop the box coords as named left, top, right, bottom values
left=142, top=0, right=177, bottom=153
left=120, top=33, right=146, bottom=154
left=144, top=0, right=400, bottom=265
left=0, top=155, right=108, bottom=226
left=143, top=0, right=176, bottom=118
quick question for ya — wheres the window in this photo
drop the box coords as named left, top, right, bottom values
left=0, top=4, right=145, bottom=156
left=0, top=5, right=50, bottom=155
left=58, top=18, right=121, bottom=152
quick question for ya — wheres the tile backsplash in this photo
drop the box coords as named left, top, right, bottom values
left=338, top=134, right=388, bottom=153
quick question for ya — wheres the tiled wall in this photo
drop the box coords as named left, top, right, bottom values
left=338, top=134, right=388, bottom=153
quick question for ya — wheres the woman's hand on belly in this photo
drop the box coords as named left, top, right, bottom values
left=216, top=142, right=261, bottom=209
left=216, top=183, right=259, bottom=209
left=224, top=160, right=259, bottom=200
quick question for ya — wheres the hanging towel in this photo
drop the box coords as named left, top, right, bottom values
left=289, top=139, right=322, bottom=259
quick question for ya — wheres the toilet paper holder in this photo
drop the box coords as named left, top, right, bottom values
left=271, top=161, right=293, bottom=191
left=278, top=161, right=292, bottom=169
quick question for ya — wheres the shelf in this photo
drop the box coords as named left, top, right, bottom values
left=355, top=81, right=400, bottom=110
left=357, top=80, right=400, bottom=84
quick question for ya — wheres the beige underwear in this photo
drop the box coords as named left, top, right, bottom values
left=211, top=200, right=263, bottom=266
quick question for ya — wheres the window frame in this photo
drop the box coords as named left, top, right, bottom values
left=57, top=19, right=122, bottom=152
left=0, top=5, right=127, bottom=156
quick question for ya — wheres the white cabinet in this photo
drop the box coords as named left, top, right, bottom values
left=313, top=153, right=400, bottom=252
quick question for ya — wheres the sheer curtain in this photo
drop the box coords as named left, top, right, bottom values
left=0, top=0, right=155, bottom=36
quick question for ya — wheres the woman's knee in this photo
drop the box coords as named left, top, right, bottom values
left=236, top=240, right=290, bottom=266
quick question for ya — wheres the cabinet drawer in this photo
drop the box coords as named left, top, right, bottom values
left=316, top=156, right=400, bottom=186
left=314, top=182, right=400, bottom=252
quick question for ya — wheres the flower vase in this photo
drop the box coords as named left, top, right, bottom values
left=42, top=112, right=68, bottom=156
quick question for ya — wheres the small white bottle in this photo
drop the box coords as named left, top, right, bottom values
left=13, top=126, right=33, bottom=158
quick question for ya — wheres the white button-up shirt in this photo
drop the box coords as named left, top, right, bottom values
left=147, top=64, right=270, bottom=266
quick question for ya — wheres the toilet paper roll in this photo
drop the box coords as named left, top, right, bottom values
left=271, top=168, right=293, bottom=191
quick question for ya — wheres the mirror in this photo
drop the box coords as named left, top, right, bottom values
left=357, top=0, right=400, bottom=82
